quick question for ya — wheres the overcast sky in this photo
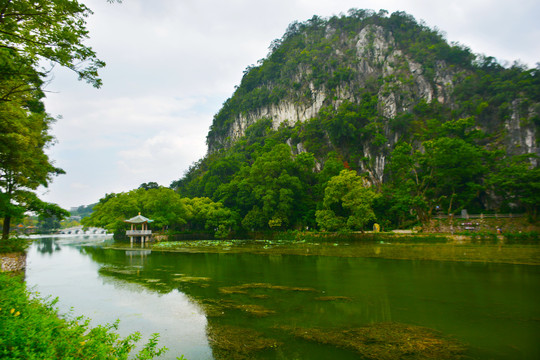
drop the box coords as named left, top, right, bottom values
left=40, top=0, right=540, bottom=210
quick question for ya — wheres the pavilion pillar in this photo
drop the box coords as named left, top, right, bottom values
left=142, top=223, right=146, bottom=245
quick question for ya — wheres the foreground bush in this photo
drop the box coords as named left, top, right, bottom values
left=0, top=237, right=30, bottom=254
left=504, top=231, right=539, bottom=244
left=0, top=272, right=167, bottom=359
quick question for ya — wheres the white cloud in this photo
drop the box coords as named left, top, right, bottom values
left=117, top=127, right=207, bottom=177
left=70, top=182, right=91, bottom=191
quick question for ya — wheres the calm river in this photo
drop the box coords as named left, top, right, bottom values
left=25, top=236, right=539, bottom=360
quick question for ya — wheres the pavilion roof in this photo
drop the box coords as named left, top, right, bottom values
left=124, top=213, right=154, bottom=224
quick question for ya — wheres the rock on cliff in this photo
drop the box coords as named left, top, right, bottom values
left=205, top=11, right=538, bottom=181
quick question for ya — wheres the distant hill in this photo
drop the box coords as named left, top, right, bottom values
left=69, top=203, right=97, bottom=219
left=171, top=9, right=539, bottom=230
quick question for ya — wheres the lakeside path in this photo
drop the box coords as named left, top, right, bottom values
left=110, top=237, right=540, bottom=266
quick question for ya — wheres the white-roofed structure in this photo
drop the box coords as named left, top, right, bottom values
left=125, top=213, right=153, bottom=245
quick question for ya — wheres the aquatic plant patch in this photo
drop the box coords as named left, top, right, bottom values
left=173, top=275, right=211, bottom=283
left=206, top=324, right=281, bottom=360
left=315, top=296, right=354, bottom=302
left=281, top=322, right=467, bottom=359
left=99, top=265, right=140, bottom=276
left=219, top=282, right=318, bottom=295
left=200, top=298, right=276, bottom=317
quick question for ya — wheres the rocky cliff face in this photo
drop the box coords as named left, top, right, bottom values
left=213, top=25, right=460, bottom=149
left=506, top=99, right=538, bottom=165
left=206, top=17, right=538, bottom=182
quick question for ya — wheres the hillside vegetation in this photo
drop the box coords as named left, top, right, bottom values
left=89, top=10, right=539, bottom=235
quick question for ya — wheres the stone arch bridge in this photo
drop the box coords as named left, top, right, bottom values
left=58, top=226, right=108, bottom=235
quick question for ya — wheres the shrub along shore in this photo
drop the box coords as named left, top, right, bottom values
left=0, top=273, right=168, bottom=360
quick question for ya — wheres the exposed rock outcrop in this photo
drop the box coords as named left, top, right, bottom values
left=205, top=15, right=538, bottom=185
left=0, top=252, right=26, bottom=272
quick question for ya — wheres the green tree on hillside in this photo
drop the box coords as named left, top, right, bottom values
left=215, top=144, right=318, bottom=231
left=139, top=182, right=160, bottom=190
left=181, top=197, right=238, bottom=238
left=488, top=154, right=540, bottom=221
left=243, top=144, right=303, bottom=230
left=385, top=118, right=490, bottom=224
left=316, top=169, right=379, bottom=231
left=422, top=136, right=486, bottom=213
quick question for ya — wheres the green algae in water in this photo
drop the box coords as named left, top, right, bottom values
left=219, top=282, right=318, bottom=295
left=206, top=319, right=466, bottom=359
left=98, top=265, right=140, bottom=276
left=200, top=299, right=275, bottom=317
left=315, top=296, right=354, bottom=302
left=281, top=322, right=467, bottom=360
left=197, top=300, right=226, bottom=318
left=173, top=276, right=211, bottom=283
left=207, top=324, right=281, bottom=360
left=250, top=294, right=270, bottom=299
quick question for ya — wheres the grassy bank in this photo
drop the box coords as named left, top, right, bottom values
left=0, top=273, right=168, bottom=360
left=163, top=229, right=538, bottom=244
left=0, top=237, right=30, bottom=254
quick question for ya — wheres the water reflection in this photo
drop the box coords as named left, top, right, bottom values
left=26, top=236, right=213, bottom=360
left=35, top=238, right=61, bottom=254
left=25, top=237, right=540, bottom=360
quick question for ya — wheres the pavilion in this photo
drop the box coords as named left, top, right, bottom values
left=125, top=213, right=153, bottom=245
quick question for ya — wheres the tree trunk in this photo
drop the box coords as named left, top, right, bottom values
left=2, top=216, right=11, bottom=240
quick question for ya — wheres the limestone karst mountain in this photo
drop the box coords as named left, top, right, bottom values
left=171, top=9, right=539, bottom=229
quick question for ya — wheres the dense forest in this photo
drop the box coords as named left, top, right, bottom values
left=86, top=10, right=539, bottom=237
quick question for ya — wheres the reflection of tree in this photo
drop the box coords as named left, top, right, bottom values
left=79, top=248, right=385, bottom=358
left=79, top=246, right=473, bottom=360
left=36, top=238, right=61, bottom=255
